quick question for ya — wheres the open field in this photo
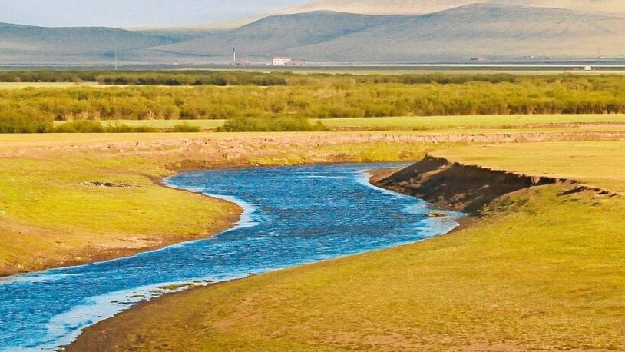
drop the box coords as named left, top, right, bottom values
left=0, top=82, right=99, bottom=89
left=98, top=119, right=225, bottom=130
left=0, top=137, right=241, bottom=275
left=318, top=114, right=625, bottom=131
left=68, top=140, right=625, bottom=351
left=51, top=114, right=625, bottom=132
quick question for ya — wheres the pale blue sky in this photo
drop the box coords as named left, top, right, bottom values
left=0, top=0, right=312, bottom=27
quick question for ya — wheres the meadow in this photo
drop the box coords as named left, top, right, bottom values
left=68, top=141, right=625, bottom=351
left=55, top=114, right=625, bottom=132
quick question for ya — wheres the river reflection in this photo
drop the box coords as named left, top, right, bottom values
left=0, top=163, right=463, bottom=351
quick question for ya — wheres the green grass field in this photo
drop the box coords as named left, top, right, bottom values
left=318, top=114, right=625, bottom=130
left=99, top=119, right=225, bottom=130
left=0, top=82, right=99, bottom=89
left=68, top=140, right=625, bottom=351
left=0, top=144, right=240, bottom=274
left=51, top=114, right=625, bottom=132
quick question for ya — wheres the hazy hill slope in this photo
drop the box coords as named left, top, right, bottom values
left=176, top=0, right=625, bottom=30
left=0, top=22, right=179, bottom=64
left=149, top=12, right=401, bottom=59
left=284, top=4, right=625, bottom=62
left=278, top=0, right=625, bottom=17
left=147, top=4, right=625, bottom=63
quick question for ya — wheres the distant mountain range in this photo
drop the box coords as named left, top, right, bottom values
left=1, top=3, right=624, bottom=66
left=276, top=0, right=625, bottom=17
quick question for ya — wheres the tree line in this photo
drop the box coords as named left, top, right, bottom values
left=0, top=70, right=519, bottom=86
left=2, top=73, right=625, bottom=133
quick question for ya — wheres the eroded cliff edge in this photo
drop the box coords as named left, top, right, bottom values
left=371, top=155, right=567, bottom=215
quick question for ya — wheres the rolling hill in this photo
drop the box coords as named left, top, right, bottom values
left=0, top=22, right=182, bottom=65
left=277, top=0, right=625, bottom=17
left=177, top=0, right=625, bottom=31
left=1, top=3, right=625, bottom=65
left=147, top=4, right=625, bottom=63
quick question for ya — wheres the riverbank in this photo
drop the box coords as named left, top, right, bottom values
left=67, top=141, right=625, bottom=351
left=1, top=131, right=445, bottom=276
left=8, top=130, right=616, bottom=276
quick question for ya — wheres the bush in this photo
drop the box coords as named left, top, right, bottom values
left=54, top=120, right=105, bottom=133
left=107, top=123, right=156, bottom=133
left=0, top=112, right=52, bottom=133
left=55, top=121, right=158, bottom=133
left=171, top=123, right=201, bottom=132
left=218, top=116, right=328, bottom=132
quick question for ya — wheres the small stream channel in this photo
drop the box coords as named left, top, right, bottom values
left=0, top=163, right=463, bottom=351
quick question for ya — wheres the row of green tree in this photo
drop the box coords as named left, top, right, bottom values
left=2, top=75, right=625, bottom=121
left=0, top=115, right=204, bottom=133
left=2, top=73, right=625, bottom=133
left=0, top=70, right=520, bottom=87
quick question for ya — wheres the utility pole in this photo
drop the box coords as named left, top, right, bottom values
left=114, top=44, right=118, bottom=71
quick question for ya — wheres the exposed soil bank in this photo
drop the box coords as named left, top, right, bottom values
left=372, top=155, right=620, bottom=216
left=372, top=155, right=567, bottom=215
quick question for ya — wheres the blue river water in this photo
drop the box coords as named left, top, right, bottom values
left=0, top=163, right=463, bottom=351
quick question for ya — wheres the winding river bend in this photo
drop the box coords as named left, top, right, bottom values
left=0, top=163, right=463, bottom=351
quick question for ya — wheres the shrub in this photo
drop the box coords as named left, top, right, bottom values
left=171, top=123, right=201, bottom=132
left=54, top=120, right=105, bottom=133
left=218, top=116, right=328, bottom=132
left=0, top=112, right=52, bottom=133
left=107, top=123, right=156, bottom=133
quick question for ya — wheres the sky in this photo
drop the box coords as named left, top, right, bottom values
left=0, top=0, right=312, bottom=28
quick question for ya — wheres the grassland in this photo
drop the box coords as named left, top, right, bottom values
left=0, top=82, right=99, bottom=89
left=0, top=136, right=240, bottom=275
left=68, top=140, right=625, bottom=351
left=52, top=114, right=625, bottom=133
left=318, top=114, right=625, bottom=131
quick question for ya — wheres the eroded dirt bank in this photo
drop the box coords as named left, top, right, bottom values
left=372, top=155, right=568, bottom=215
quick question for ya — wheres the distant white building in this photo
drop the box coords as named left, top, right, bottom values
left=272, top=57, right=292, bottom=66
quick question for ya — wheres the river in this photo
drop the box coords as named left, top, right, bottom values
left=0, top=163, right=463, bottom=351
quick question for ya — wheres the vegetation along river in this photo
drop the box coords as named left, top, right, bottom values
left=0, top=163, right=463, bottom=351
